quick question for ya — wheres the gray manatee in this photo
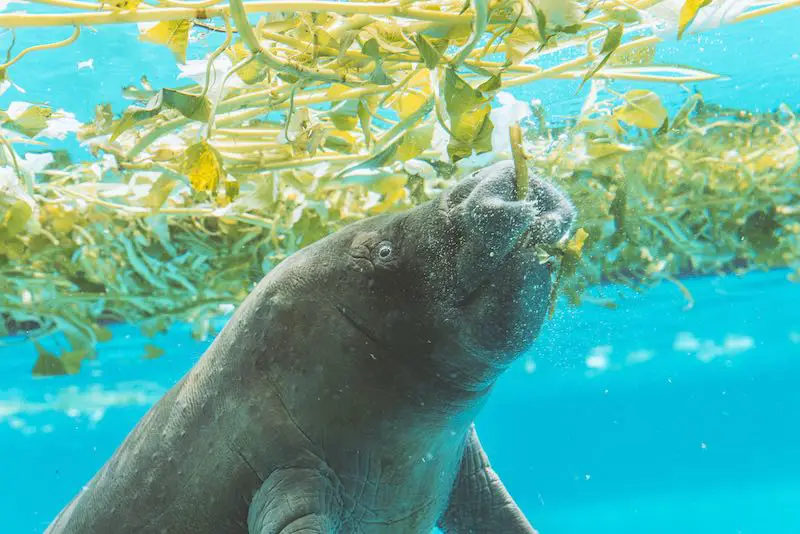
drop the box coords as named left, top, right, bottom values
left=46, top=160, right=576, bottom=533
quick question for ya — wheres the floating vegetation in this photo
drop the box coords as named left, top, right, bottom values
left=0, top=0, right=797, bottom=374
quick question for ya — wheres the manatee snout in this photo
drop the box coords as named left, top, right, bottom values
left=449, top=160, right=575, bottom=296
left=444, top=160, right=575, bottom=355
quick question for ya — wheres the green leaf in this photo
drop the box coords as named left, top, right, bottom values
left=362, top=38, right=381, bottom=59
left=293, top=208, right=329, bottom=247
left=1, top=200, right=32, bottom=237
left=92, top=324, right=113, bottom=343
left=8, top=105, right=52, bottom=138
left=579, top=24, right=623, bottom=90
left=357, top=100, right=373, bottom=148
left=61, top=349, right=91, bottom=375
left=143, top=344, right=166, bottom=359
left=613, top=90, right=668, bottom=129
left=413, top=33, right=440, bottom=69
left=534, top=6, right=548, bottom=48
left=112, top=88, right=211, bottom=142
left=397, top=123, right=434, bottom=161
left=368, top=63, right=394, bottom=86
left=140, top=20, right=191, bottom=63
left=145, top=174, right=179, bottom=209
left=741, top=207, right=780, bottom=252
left=32, top=342, right=67, bottom=377
left=161, top=88, right=211, bottom=122
left=334, top=141, right=400, bottom=180
left=604, top=5, right=641, bottom=23
left=443, top=67, right=495, bottom=161
left=225, top=42, right=269, bottom=85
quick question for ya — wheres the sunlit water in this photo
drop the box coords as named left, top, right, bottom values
left=1, top=6, right=800, bottom=534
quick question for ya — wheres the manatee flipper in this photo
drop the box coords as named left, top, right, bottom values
left=438, top=426, right=537, bottom=534
left=247, top=467, right=342, bottom=533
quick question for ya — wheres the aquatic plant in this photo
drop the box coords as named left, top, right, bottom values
left=0, top=0, right=797, bottom=374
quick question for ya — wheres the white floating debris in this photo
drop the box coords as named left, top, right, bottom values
left=586, top=345, right=612, bottom=371
left=626, top=349, right=655, bottom=365
left=722, top=334, right=755, bottom=354
left=77, top=58, right=94, bottom=71
left=673, top=331, right=700, bottom=352
left=524, top=359, right=536, bottom=374
left=696, top=340, right=725, bottom=363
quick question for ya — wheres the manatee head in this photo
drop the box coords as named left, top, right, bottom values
left=284, top=160, right=575, bottom=391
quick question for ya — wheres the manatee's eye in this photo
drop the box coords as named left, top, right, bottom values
left=377, top=242, right=393, bottom=260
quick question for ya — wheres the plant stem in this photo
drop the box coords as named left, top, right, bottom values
left=0, top=1, right=473, bottom=29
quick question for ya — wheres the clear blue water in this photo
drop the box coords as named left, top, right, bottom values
left=2, top=5, right=800, bottom=534
left=2, top=270, right=799, bottom=533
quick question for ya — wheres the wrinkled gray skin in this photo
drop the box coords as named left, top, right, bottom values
left=46, top=160, right=575, bottom=534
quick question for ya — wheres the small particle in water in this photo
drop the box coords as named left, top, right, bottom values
left=77, top=58, right=94, bottom=71
left=422, top=452, right=434, bottom=463
left=700, top=442, right=707, bottom=449
left=489, top=251, right=495, bottom=258
left=584, top=474, right=591, bottom=481
left=67, top=408, right=80, bottom=418
left=42, top=424, right=54, bottom=433
left=524, top=359, right=536, bottom=374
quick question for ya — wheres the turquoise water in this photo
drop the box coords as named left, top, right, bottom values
left=2, top=5, right=800, bottom=534
left=3, top=271, right=799, bottom=533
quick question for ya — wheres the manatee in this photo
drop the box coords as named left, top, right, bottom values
left=46, top=160, right=576, bottom=534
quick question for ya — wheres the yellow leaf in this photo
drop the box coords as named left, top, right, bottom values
left=145, top=174, right=178, bottom=209
left=372, top=174, right=407, bottom=196
left=44, top=204, right=78, bottom=233
left=586, top=141, right=637, bottom=158
left=143, top=344, right=165, bottom=359
left=369, top=188, right=407, bottom=214
left=225, top=42, right=268, bottom=85
left=1, top=200, right=32, bottom=236
left=678, top=0, right=713, bottom=39
left=326, top=83, right=354, bottom=100
left=397, top=123, right=434, bottom=161
left=613, top=90, right=667, bottom=129
left=183, top=141, right=224, bottom=193
left=10, top=105, right=52, bottom=138
left=141, top=20, right=191, bottom=64
left=566, top=227, right=589, bottom=256
left=395, top=93, right=428, bottom=120
left=224, top=177, right=240, bottom=201
left=105, top=0, right=142, bottom=9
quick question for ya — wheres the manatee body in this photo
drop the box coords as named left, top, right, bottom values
left=46, top=160, right=575, bottom=534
